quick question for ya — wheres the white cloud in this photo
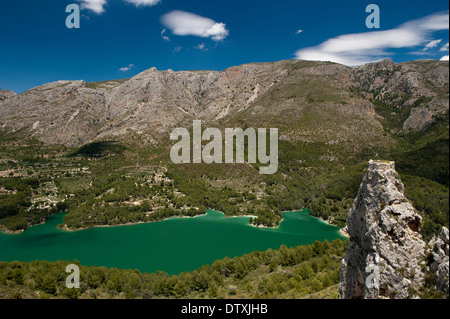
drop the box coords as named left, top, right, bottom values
left=440, top=42, right=449, bottom=51
left=124, top=0, right=161, bottom=6
left=119, top=64, right=134, bottom=72
left=79, top=0, right=107, bottom=14
left=296, top=30, right=303, bottom=34
left=423, top=39, right=442, bottom=51
left=161, top=29, right=170, bottom=41
left=80, top=0, right=160, bottom=14
left=295, top=11, right=449, bottom=66
left=195, top=43, right=207, bottom=50
left=440, top=55, right=449, bottom=61
left=161, top=10, right=229, bottom=41
left=172, top=46, right=183, bottom=53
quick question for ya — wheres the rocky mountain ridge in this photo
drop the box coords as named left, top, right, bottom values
left=0, top=59, right=448, bottom=147
left=0, top=89, right=16, bottom=101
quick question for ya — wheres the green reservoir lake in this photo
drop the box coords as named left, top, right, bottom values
left=0, top=209, right=345, bottom=275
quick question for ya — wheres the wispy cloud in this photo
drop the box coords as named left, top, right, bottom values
left=79, top=0, right=107, bottom=14
left=79, top=0, right=160, bottom=14
left=295, top=11, right=449, bottom=66
left=172, top=46, right=183, bottom=53
left=440, top=42, right=449, bottom=51
left=161, top=10, right=229, bottom=41
left=119, top=64, right=134, bottom=72
left=161, top=29, right=170, bottom=41
left=124, top=0, right=160, bottom=6
left=296, top=30, right=303, bottom=34
left=423, top=39, right=442, bottom=51
left=195, top=43, right=207, bottom=50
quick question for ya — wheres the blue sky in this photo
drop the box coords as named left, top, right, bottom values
left=0, top=0, right=448, bottom=93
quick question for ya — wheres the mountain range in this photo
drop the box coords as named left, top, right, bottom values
left=1, top=59, right=448, bottom=148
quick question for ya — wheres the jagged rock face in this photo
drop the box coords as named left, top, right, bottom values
left=0, top=59, right=448, bottom=146
left=0, top=89, right=16, bottom=101
left=402, top=98, right=449, bottom=131
left=351, top=59, right=428, bottom=98
left=429, top=227, right=449, bottom=295
left=0, top=61, right=291, bottom=146
left=339, top=160, right=427, bottom=299
left=350, top=59, right=449, bottom=132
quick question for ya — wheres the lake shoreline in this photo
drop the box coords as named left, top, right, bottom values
left=0, top=208, right=346, bottom=275
left=1, top=208, right=345, bottom=235
left=0, top=225, right=24, bottom=235
left=313, top=215, right=349, bottom=238
left=59, top=212, right=210, bottom=232
left=59, top=210, right=263, bottom=232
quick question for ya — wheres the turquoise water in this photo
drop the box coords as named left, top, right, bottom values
left=0, top=209, right=345, bottom=275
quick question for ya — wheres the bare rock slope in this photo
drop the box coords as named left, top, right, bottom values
left=0, top=59, right=448, bottom=147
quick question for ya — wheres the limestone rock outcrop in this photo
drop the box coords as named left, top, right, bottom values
left=429, top=227, right=449, bottom=295
left=339, top=160, right=449, bottom=299
left=0, top=60, right=447, bottom=147
left=0, top=89, right=16, bottom=101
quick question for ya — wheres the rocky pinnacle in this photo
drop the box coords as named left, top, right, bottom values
left=339, top=160, right=449, bottom=299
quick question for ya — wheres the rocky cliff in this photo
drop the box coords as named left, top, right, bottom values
left=339, top=160, right=449, bottom=299
left=0, top=89, right=16, bottom=101
left=0, top=59, right=448, bottom=147
left=429, top=227, right=450, bottom=295
left=0, top=62, right=290, bottom=146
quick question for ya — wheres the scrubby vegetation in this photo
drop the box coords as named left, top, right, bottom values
left=67, top=141, right=127, bottom=158
left=0, top=239, right=347, bottom=299
left=0, top=176, right=59, bottom=231
left=0, top=110, right=448, bottom=237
